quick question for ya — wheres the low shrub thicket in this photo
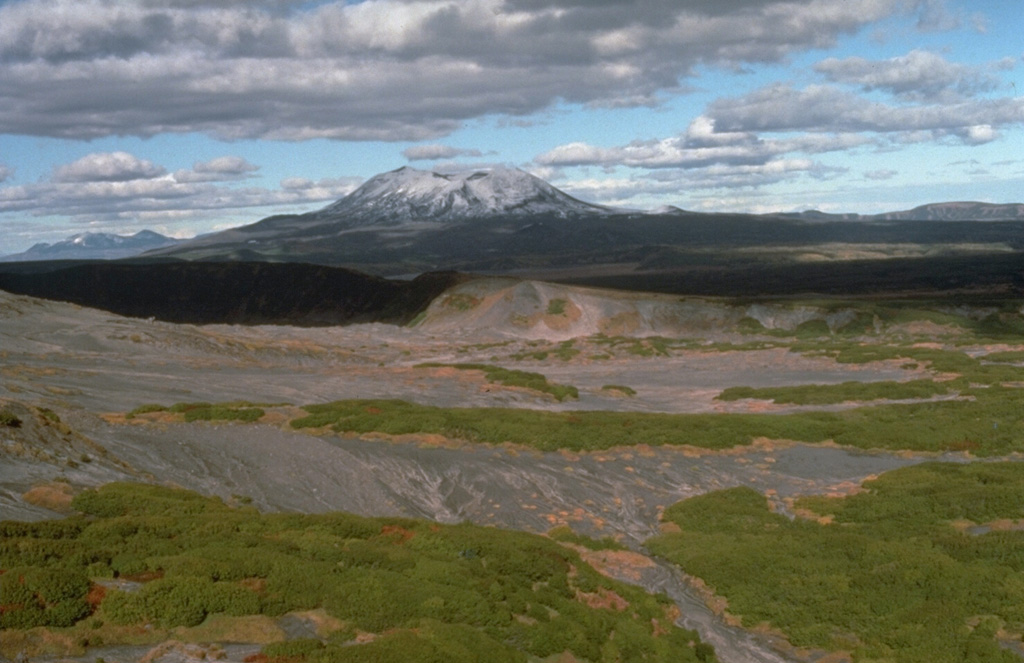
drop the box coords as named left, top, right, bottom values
left=716, top=378, right=957, bottom=405
left=647, top=462, right=1024, bottom=663
left=285, top=389, right=1023, bottom=455
left=417, top=363, right=579, bottom=401
left=1, top=482, right=712, bottom=663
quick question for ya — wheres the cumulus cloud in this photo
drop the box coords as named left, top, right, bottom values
left=279, top=176, right=362, bottom=198
left=533, top=40, right=1024, bottom=205
left=0, top=151, right=360, bottom=242
left=706, top=83, right=1024, bottom=141
left=0, top=0, right=933, bottom=141
left=555, top=158, right=843, bottom=207
left=0, top=165, right=12, bottom=183
left=815, top=50, right=1004, bottom=101
left=52, top=152, right=167, bottom=183
left=174, top=156, right=260, bottom=183
left=536, top=115, right=873, bottom=171
left=403, top=145, right=485, bottom=161
left=915, top=0, right=960, bottom=32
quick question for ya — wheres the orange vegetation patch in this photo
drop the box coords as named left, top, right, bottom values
left=240, top=577, right=267, bottom=594
left=379, top=524, right=416, bottom=544
left=574, top=549, right=656, bottom=583
left=652, top=604, right=681, bottom=637
left=22, top=482, right=74, bottom=512
left=576, top=586, right=629, bottom=612
left=987, top=519, right=1024, bottom=531
left=685, top=575, right=741, bottom=627
left=258, top=410, right=291, bottom=427
left=789, top=506, right=834, bottom=525
left=84, top=583, right=107, bottom=608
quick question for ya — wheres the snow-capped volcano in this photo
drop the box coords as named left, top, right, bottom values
left=313, top=166, right=613, bottom=226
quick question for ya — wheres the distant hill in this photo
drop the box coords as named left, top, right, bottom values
left=0, top=261, right=467, bottom=326
left=871, top=202, right=1024, bottom=222
left=783, top=202, right=1024, bottom=223
left=1, top=230, right=181, bottom=262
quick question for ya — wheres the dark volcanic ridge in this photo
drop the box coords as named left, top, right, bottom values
left=0, top=260, right=467, bottom=326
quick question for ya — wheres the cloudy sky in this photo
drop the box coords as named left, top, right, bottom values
left=1, top=0, right=1022, bottom=254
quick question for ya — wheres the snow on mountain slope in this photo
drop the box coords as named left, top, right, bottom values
left=313, top=166, right=615, bottom=226
left=1, top=230, right=180, bottom=262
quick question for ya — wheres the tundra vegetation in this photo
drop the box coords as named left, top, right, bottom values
left=0, top=408, right=22, bottom=427
left=116, top=305, right=1024, bottom=464
left=283, top=386, right=1021, bottom=455
left=11, top=296, right=1024, bottom=662
left=416, top=362, right=580, bottom=401
left=647, top=462, right=1024, bottom=663
left=0, top=483, right=713, bottom=662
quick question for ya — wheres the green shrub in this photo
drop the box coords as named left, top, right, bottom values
left=0, top=409, right=22, bottom=428
left=601, top=384, right=637, bottom=397
left=716, top=379, right=956, bottom=405
left=262, top=638, right=325, bottom=658
left=0, top=567, right=91, bottom=628
left=3, top=484, right=712, bottom=662
left=416, top=364, right=578, bottom=401
left=648, top=462, right=1024, bottom=663
left=546, top=299, right=567, bottom=315
left=125, top=403, right=168, bottom=418
left=168, top=402, right=212, bottom=413
left=182, top=406, right=264, bottom=423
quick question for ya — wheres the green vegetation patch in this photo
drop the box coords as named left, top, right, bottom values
left=181, top=406, right=265, bottom=423
left=0, top=482, right=712, bottom=663
left=511, top=340, right=580, bottom=362
left=126, top=403, right=169, bottom=418
left=982, top=350, right=1024, bottom=363
left=284, top=387, right=1024, bottom=455
left=601, top=384, right=638, bottom=397
left=546, top=298, right=568, bottom=315
left=819, top=343, right=1024, bottom=386
left=439, top=293, right=481, bottom=312
left=418, top=363, right=579, bottom=401
left=127, top=402, right=264, bottom=423
left=592, top=335, right=679, bottom=357
left=0, top=409, right=22, bottom=428
left=647, top=462, right=1024, bottom=663
left=716, top=378, right=958, bottom=405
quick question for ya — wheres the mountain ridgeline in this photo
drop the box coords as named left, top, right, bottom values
left=2, top=167, right=1023, bottom=321
left=1, top=230, right=181, bottom=262
left=139, top=166, right=1024, bottom=295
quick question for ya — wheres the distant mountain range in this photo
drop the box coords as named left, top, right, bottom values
left=142, top=166, right=1024, bottom=276
left=784, top=201, right=1024, bottom=223
left=1, top=230, right=181, bottom=262
left=2, top=168, right=1022, bottom=307
left=7, top=167, right=1022, bottom=278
